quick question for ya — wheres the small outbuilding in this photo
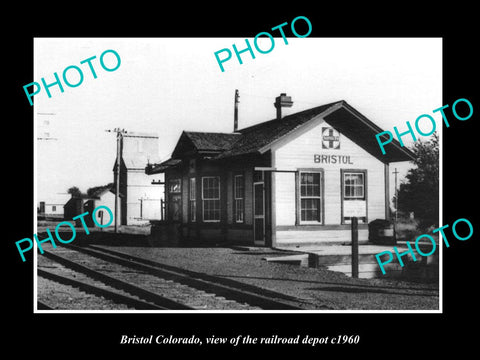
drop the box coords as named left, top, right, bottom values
left=83, top=185, right=117, bottom=227
left=146, top=94, right=415, bottom=247
left=64, top=185, right=118, bottom=227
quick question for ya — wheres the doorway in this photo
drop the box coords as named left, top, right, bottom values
left=253, top=171, right=265, bottom=245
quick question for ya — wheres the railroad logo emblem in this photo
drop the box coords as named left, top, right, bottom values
left=322, top=127, right=340, bottom=149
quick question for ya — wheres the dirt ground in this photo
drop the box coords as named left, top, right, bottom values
left=35, top=226, right=439, bottom=311
left=91, top=243, right=439, bottom=311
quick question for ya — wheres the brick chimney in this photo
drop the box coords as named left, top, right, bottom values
left=274, top=93, right=293, bottom=120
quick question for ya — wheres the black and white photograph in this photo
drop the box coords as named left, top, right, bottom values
left=6, top=7, right=479, bottom=356
left=33, top=37, right=441, bottom=312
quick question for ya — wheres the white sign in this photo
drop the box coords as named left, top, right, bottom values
left=344, top=200, right=366, bottom=217
left=322, top=127, right=340, bottom=149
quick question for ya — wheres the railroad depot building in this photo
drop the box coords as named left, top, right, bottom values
left=146, top=94, right=415, bottom=247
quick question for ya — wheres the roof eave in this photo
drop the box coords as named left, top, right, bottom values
left=342, top=102, right=415, bottom=159
left=257, top=101, right=345, bottom=154
left=257, top=100, right=415, bottom=164
left=328, top=102, right=416, bottom=163
left=145, top=158, right=182, bottom=174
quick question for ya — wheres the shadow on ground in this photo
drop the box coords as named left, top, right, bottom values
left=44, top=230, right=223, bottom=248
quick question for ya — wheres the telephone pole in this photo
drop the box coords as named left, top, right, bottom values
left=393, top=168, right=399, bottom=225
left=234, top=89, right=240, bottom=132
left=106, top=128, right=128, bottom=233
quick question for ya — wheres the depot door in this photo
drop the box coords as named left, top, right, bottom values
left=253, top=173, right=265, bottom=245
left=168, top=194, right=182, bottom=222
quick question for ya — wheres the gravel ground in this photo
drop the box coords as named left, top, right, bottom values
left=37, top=276, right=133, bottom=310
left=93, top=245, right=439, bottom=311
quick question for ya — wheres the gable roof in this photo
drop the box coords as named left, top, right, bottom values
left=218, top=101, right=342, bottom=159
left=217, top=100, right=414, bottom=163
left=172, top=131, right=241, bottom=158
left=322, top=101, right=412, bottom=162
left=146, top=158, right=182, bottom=174
left=147, top=100, right=415, bottom=174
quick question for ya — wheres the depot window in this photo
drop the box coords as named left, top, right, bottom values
left=344, top=172, right=365, bottom=199
left=202, top=176, right=220, bottom=222
left=341, top=170, right=367, bottom=224
left=233, top=174, right=244, bottom=223
left=169, top=179, right=181, bottom=193
left=189, top=177, right=196, bottom=222
left=299, top=171, right=323, bottom=224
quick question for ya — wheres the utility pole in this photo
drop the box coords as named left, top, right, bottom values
left=234, top=89, right=240, bottom=132
left=106, top=128, right=128, bottom=233
left=392, top=168, right=398, bottom=242
left=393, top=168, right=399, bottom=231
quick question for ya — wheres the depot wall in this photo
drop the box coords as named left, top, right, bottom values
left=272, top=118, right=386, bottom=246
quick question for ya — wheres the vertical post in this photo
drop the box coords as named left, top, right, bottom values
left=393, top=168, right=399, bottom=223
left=393, top=167, right=399, bottom=238
left=115, top=130, right=121, bottom=233
left=220, top=168, right=228, bottom=242
left=99, top=210, right=104, bottom=232
left=384, top=163, right=390, bottom=220
left=160, top=199, right=164, bottom=221
left=351, top=216, right=359, bottom=278
left=234, top=89, right=239, bottom=132
left=106, top=127, right=128, bottom=233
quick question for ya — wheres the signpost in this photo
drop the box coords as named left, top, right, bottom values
left=344, top=200, right=366, bottom=218
left=351, top=217, right=359, bottom=278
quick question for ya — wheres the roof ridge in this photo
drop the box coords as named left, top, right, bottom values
left=214, top=101, right=345, bottom=159
left=184, top=130, right=241, bottom=135
left=238, top=100, right=344, bottom=133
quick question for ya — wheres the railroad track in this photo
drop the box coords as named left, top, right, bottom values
left=38, top=249, right=242, bottom=310
left=37, top=300, right=53, bottom=310
left=38, top=244, right=312, bottom=310
left=37, top=267, right=175, bottom=310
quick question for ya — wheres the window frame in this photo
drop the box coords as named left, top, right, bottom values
left=341, top=169, right=368, bottom=224
left=201, top=176, right=221, bottom=222
left=297, top=169, right=324, bottom=225
left=168, top=178, right=182, bottom=194
left=233, top=174, right=245, bottom=223
left=189, top=177, right=196, bottom=223
left=343, top=172, right=365, bottom=200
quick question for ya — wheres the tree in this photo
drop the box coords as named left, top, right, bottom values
left=396, top=132, right=439, bottom=230
left=67, top=186, right=83, bottom=197
left=86, top=183, right=114, bottom=197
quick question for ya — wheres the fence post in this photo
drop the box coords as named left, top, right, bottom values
left=351, top=217, right=359, bottom=278
left=99, top=210, right=104, bottom=231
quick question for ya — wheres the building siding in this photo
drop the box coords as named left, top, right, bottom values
left=273, top=118, right=385, bottom=245
left=152, top=100, right=414, bottom=247
left=125, top=169, right=163, bottom=225
left=90, top=191, right=116, bottom=227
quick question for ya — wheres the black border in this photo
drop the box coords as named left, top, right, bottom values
left=6, top=5, right=479, bottom=356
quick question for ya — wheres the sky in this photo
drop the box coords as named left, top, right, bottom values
left=34, top=37, right=442, bottom=204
